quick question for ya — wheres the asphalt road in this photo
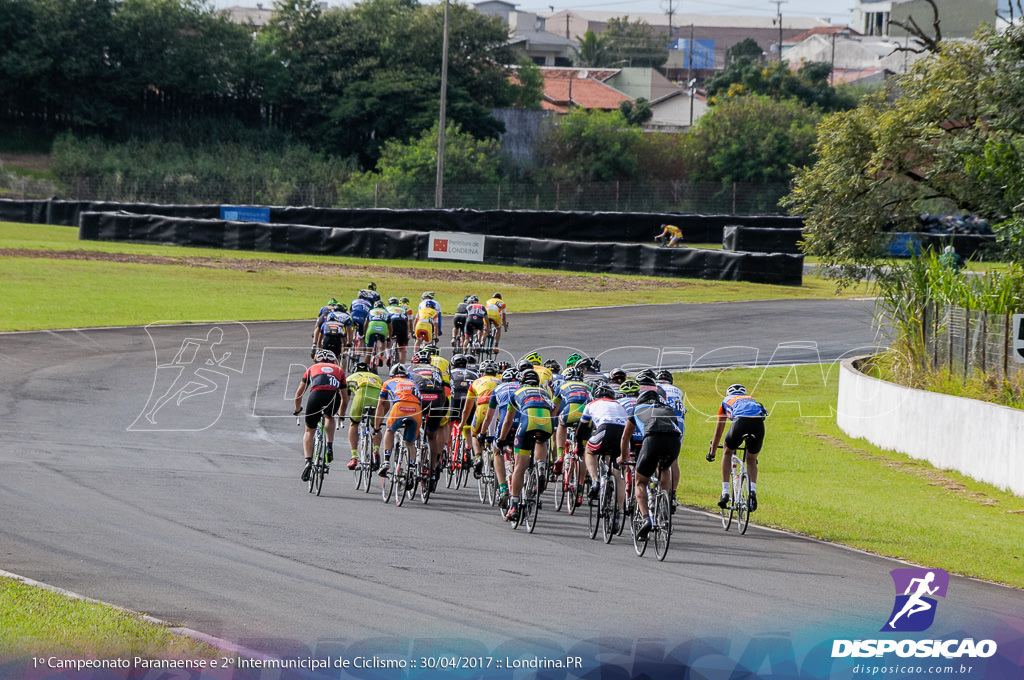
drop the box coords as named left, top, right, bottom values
left=0, top=299, right=1019, bottom=674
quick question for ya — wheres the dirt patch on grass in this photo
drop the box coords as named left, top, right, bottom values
left=0, top=153, right=53, bottom=172
left=1, top=248, right=698, bottom=293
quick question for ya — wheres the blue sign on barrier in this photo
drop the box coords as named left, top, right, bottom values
left=888, top=233, right=922, bottom=257
left=220, top=206, right=270, bottom=223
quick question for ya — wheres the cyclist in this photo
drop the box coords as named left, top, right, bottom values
left=315, top=304, right=352, bottom=361
left=418, top=291, right=443, bottom=336
left=520, top=352, right=553, bottom=390
left=621, top=388, right=682, bottom=540
left=575, top=384, right=628, bottom=523
left=485, top=293, right=508, bottom=352
left=413, top=302, right=440, bottom=353
left=497, top=369, right=554, bottom=523
left=608, top=367, right=627, bottom=386
left=363, top=300, right=391, bottom=365
left=544, top=360, right=564, bottom=393
left=551, top=366, right=592, bottom=475
left=363, top=282, right=382, bottom=306
left=655, top=369, right=686, bottom=513
left=707, top=383, right=767, bottom=512
left=655, top=223, right=683, bottom=247
left=616, top=379, right=644, bottom=461
left=293, top=349, right=350, bottom=482
left=461, top=360, right=501, bottom=473
left=465, top=295, right=488, bottom=348
left=385, top=297, right=410, bottom=364
left=448, top=353, right=478, bottom=436
left=451, top=296, right=470, bottom=349
left=410, top=350, right=448, bottom=479
left=345, top=361, right=384, bottom=471
left=375, top=363, right=422, bottom=477
left=482, top=367, right=522, bottom=508
left=349, top=293, right=372, bottom=354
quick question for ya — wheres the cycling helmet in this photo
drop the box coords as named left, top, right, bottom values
left=520, top=369, right=540, bottom=386
left=388, top=297, right=399, bottom=305
left=656, top=370, right=674, bottom=384
left=593, top=384, right=615, bottom=399
left=563, top=366, right=584, bottom=382
left=501, top=368, right=519, bottom=383
left=400, top=297, right=410, bottom=304
left=368, top=282, right=377, bottom=291
left=333, top=303, right=347, bottom=312
left=618, top=379, right=640, bottom=396
left=390, top=363, right=408, bottom=377
left=315, top=349, right=337, bottom=363
left=726, top=384, right=747, bottom=396
left=524, top=352, right=542, bottom=365
left=591, top=358, right=602, bottom=372
left=467, top=295, right=479, bottom=303
left=517, top=359, right=534, bottom=372
left=609, top=367, right=627, bottom=384
left=358, top=289, right=371, bottom=300
left=451, top=354, right=469, bottom=368
left=544, top=359, right=561, bottom=374
left=565, top=352, right=582, bottom=368
left=373, top=299, right=385, bottom=308
left=422, top=291, right=434, bottom=299
left=327, top=297, right=338, bottom=306
left=492, top=292, right=502, bottom=299
left=465, top=354, right=478, bottom=366
left=481, top=360, right=499, bottom=376
left=412, top=349, right=431, bottom=364
left=354, top=361, right=370, bottom=373
left=636, top=368, right=657, bottom=386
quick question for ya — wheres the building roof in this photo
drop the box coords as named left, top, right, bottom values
left=789, top=25, right=861, bottom=43
left=544, top=10, right=832, bottom=30
left=539, top=68, right=632, bottom=113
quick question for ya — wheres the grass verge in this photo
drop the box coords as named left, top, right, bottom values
left=0, top=222, right=868, bottom=331
left=675, top=364, right=1024, bottom=588
left=0, top=576, right=219, bottom=659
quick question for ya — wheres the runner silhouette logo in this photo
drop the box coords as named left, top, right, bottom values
left=882, top=568, right=949, bottom=632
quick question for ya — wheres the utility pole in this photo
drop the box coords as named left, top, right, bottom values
left=434, top=0, right=450, bottom=209
left=770, top=0, right=787, bottom=62
left=662, top=0, right=678, bottom=45
left=688, top=23, right=695, bottom=126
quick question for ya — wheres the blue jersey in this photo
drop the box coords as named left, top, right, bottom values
left=618, top=396, right=643, bottom=443
left=657, top=382, right=687, bottom=430
left=350, top=298, right=371, bottom=323
left=489, top=381, right=520, bottom=430
left=720, top=394, right=767, bottom=419
left=418, top=299, right=443, bottom=334
left=555, top=380, right=591, bottom=415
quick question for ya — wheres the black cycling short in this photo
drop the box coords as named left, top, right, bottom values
left=418, top=389, right=448, bottom=431
left=464, top=316, right=485, bottom=334
left=321, top=334, right=343, bottom=356
left=390, top=318, right=408, bottom=345
left=635, top=432, right=681, bottom=479
left=585, top=423, right=626, bottom=459
left=724, top=417, right=765, bottom=454
left=305, top=389, right=340, bottom=429
left=452, top=314, right=467, bottom=331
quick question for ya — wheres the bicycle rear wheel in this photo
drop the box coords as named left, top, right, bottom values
left=654, top=491, right=672, bottom=561
left=601, top=474, right=617, bottom=544
left=721, top=479, right=735, bottom=531
left=395, top=447, right=409, bottom=507
left=444, top=431, right=456, bottom=488
left=523, top=467, right=540, bottom=533
left=618, top=468, right=633, bottom=536
left=566, top=457, right=580, bottom=515
left=310, top=426, right=327, bottom=496
left=632, top=504, right=648, bottom=556
left=737, top=473, right=751, bottom=535
left=587, top=482, right=599, bottom=540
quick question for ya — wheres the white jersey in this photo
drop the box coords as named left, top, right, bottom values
left=657, top=382, right=687, bottom=427
left=580, top=398, right=629, bottom=428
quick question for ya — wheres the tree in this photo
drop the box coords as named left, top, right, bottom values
left=575, top=30, right=610, bottom=67
left=782, top=23, right=1024, bottom=280
left=706, top=57, right=856, bottom=113
left=726, top=38, right=763, bottom=64
left=680, top=95, right=821, bottom=184
left=619, top=98, right=652, bottom=126
left=602, top=17, right=667, bottom=70
left=535, top=109, right=647, bottom=183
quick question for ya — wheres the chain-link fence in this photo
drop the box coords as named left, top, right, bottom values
left=2, top=174, right=792, bottom=216
left=923, top=304, right=1024, bottom=382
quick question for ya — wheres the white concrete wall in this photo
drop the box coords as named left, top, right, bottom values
left=837, top=358, right=1024, bottom=497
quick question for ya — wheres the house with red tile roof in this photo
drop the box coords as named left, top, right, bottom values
left=539, top=68, right=633, bottom=113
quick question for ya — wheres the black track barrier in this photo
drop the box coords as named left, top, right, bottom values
left=723, top=225, right=804, bottom=254
left=79, top=212, right=804, bottom=285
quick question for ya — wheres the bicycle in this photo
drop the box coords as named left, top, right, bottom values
left=631, top=460, right=672, bottom=561
left=619, top=457, right=636, bottom=537
left=588, top=455, right=619, bottom=544
left=380, top=420, right=414, bottom=506
left=299, top=414, right=329, bottom=497
left=709, top=439, right=752, bottom=535
left=552, top=427, right=575, bottom=513
left=351, top=407, right=376, bottom=494
left=563, top=438, right=584, bottom=516
left=414, top=426, right=432, bottom=504
left=509, top=455, right=540, bottom=533
left=446, top=426, right=472, bottom=490
left=476, top=435, right=497, bottom=506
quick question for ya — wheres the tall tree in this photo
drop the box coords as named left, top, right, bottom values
left=575, top=30, right=610, bottom=67
left=535, top=109, right=647, bottom=183
left=706, top=57, right=855, bottom=113
left=602, top=16, right=667, bottom=69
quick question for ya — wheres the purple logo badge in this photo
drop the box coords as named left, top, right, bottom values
left=882, top=568, right=949, bottom=632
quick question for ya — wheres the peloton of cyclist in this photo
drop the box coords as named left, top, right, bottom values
left=621, top=386, right=682, bottom=539
left=707, top=383, right=767, bottom=512
left=345, top=361, right=384, bottom=470
left=293, top=349, right=350, bottom=481
left=375, top=364, right=423, bottom=477
left=498, top=368, right=554, bottom=523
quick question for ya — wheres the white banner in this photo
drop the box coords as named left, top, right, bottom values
left=427, top=231, right=485, bottom=262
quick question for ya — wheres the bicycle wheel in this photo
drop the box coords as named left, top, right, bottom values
left=395, top=447, right=408, bottom=507
left=632, top=504, right=648, bottom=557
left=587, top=480, right=600, bottom=540
left=553, top=464, right=566, bottom=512
left=721, top=477, right=735, bottom=531
left=566, top=457, right=580, bottom=515
left=419, top=461, right=431, bottom=504
left=381, top=450, right=395, bottom=503
left=444, top=432, right=456, bottom=488
left=523, top=467, right=540, bottom=533
left=602, top=474, right=617, bottom=544
left=737, top=473, right=751, bottom=535
left=618, top=468, right=633, bottom=536
left=654, top=491, right=672, bottom=561
left=361, top=435, right=374, bottom=494
left=311, top=426, right=327, bottom=496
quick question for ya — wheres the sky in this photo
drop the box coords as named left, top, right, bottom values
left=212, top=0, right=858, bottom=28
